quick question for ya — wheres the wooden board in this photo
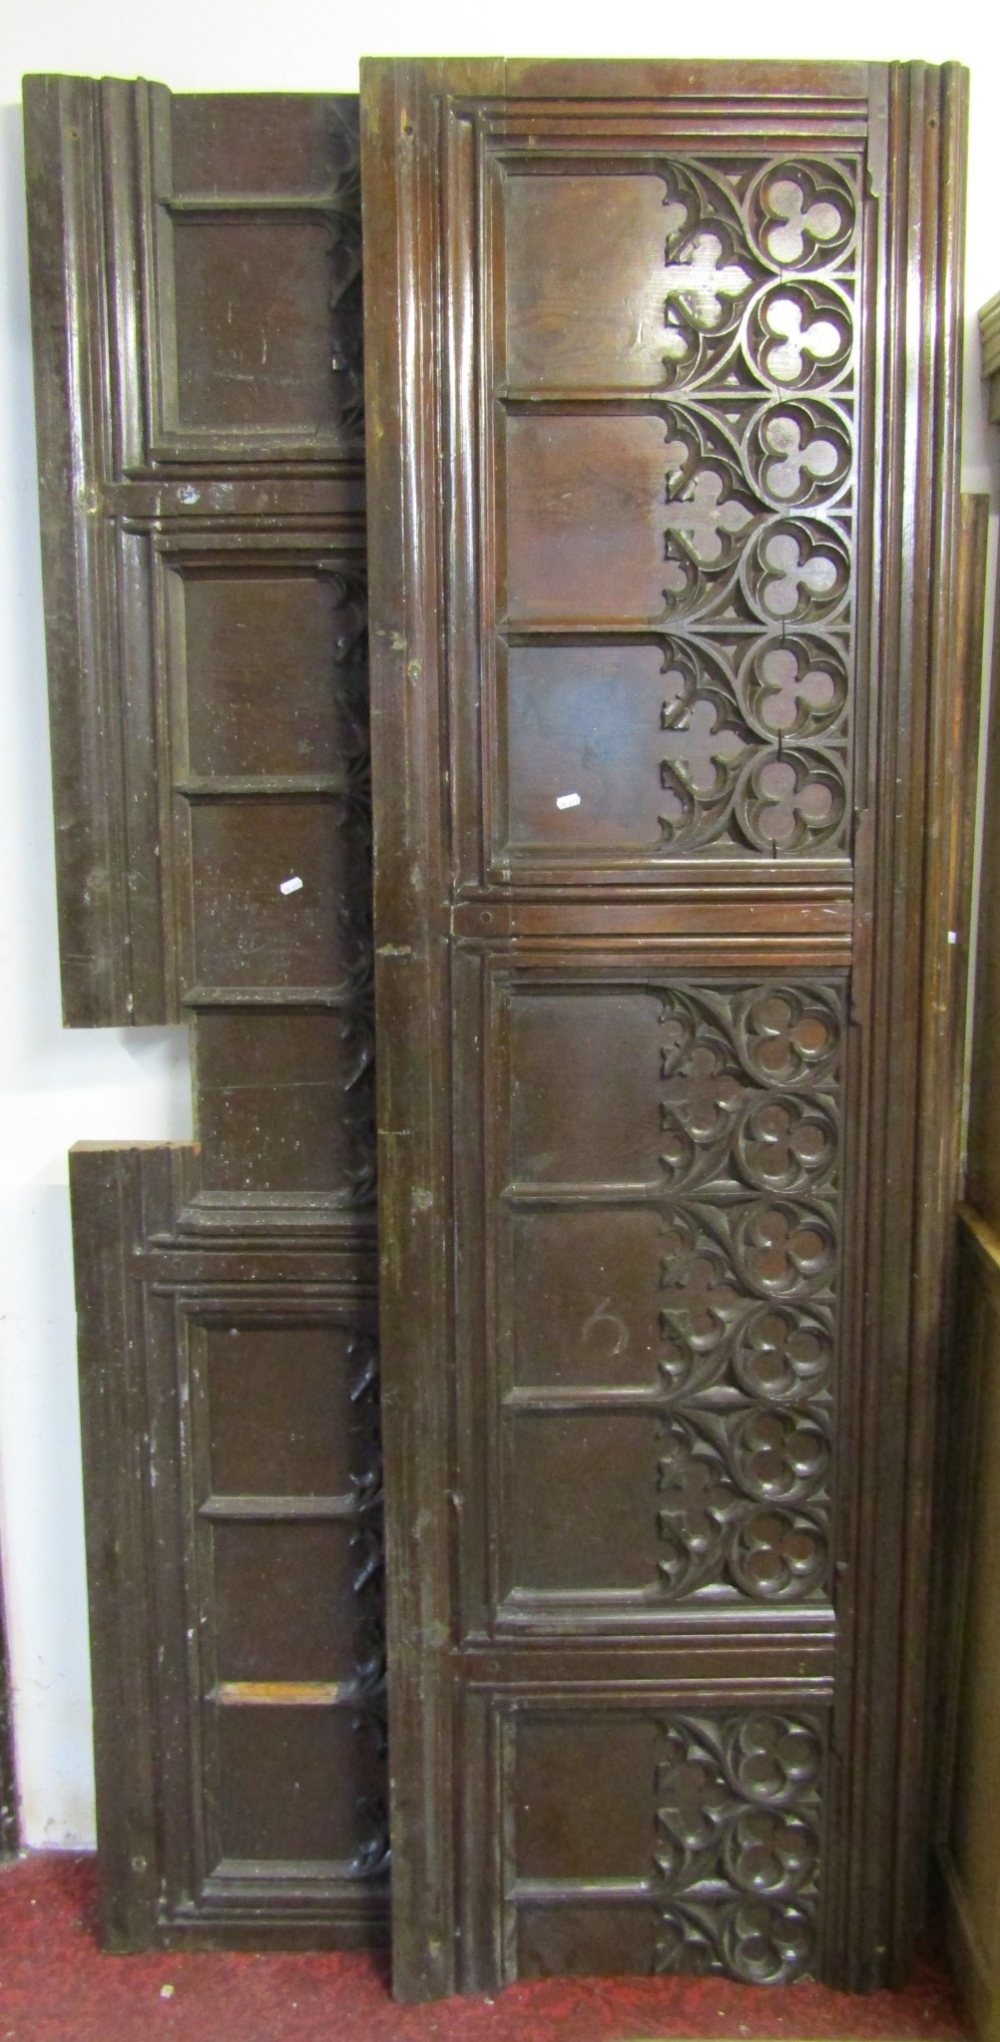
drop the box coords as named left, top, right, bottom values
left=360, top=56, right=971, bottom=2000
left=25, top=76, right=385, bottom=1949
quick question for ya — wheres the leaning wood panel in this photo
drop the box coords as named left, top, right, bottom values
left=71, top=1145, right=386, bottom=1950
left=26, top=77, right=383, bottom=1950
left=361, top=57, right=970, bottom=1999
left=938, top=299, right=1000, bottom=2042
left=940, top=1213, right=1000, bottom=2042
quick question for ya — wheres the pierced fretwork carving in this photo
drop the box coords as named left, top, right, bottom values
left=325, top=101, right=365, bottom=446
left=657, top=158, right=856, bottom=854
left=654, top=1711, right=824, bottom=1983
left=654, top=980, right=839, bottom=1600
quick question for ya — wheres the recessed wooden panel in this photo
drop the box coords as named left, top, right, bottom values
left=194, top=1012, right=374, bottom=1199
left=171, top=94, right=341, bottom=198
left=504, top=414, right=669, bottom=625
left=505, top=1413, right=664, bottom=1595
left=187, top=799, right=366, bottom=994
left=503, top=172, right=669, bottom=390
left=501, top=634, right=851, bottom=864
left=507, top=1207, right=662, bottom=1389
left=515, top=1715, right=660, bottom=1876
left=203, top=1320, right=361, bottom=1499
left=509, top=983, right=669, bottom=1185
left=170, top=216, right=342, bottom=434
left=178, top=567, right=364, bottom=780
left=489, top=140, right=857, bottom=881
left=496, top=970, right=838, bottom=1613
left=210, top=1523, right=360, bottom=1681
left=504, top=642, right=681, bottom=854
left=517, top=1906, right=658, bottom=1979
left=508, top=1706, right=826, bottom=1983
left=213, top=1707, right=384, bottom=1866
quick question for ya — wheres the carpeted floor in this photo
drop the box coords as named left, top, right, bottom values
left=0, top=1854, right=970, bottom=2042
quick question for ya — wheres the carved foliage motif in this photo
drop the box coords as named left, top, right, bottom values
left=653, top=1711, right=824, bottom=1983
left=655, top=982, right=839, bottom=1600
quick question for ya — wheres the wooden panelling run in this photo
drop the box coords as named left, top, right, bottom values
left=25, top=78, right=383, bottom=1949
left=939, top=303, right=1000, bottom=2042
left=941, top=1215, right=1000, bottom=2042
left=361, top=58, right=971, bottom=2001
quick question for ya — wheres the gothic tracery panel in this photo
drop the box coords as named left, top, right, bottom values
left=498, top=973, right=840, bottom=1608
left=497, top=153, right=858, bottom=867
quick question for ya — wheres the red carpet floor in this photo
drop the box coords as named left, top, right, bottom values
left=0, top=1854, right=970, bottom=2042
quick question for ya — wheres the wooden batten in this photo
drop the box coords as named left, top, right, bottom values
left=939, top=292, right=1000, bottom=2042
left=981, top=293, right=1000, bottom=424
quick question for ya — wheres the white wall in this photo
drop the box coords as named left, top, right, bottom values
left=1, top=0, right=998, bottom=1850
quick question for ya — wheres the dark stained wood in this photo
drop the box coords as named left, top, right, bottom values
left=71, top=1144, right=386, bottom=1949
left=967, top=314, right=1000, bottom=1230
left=361, top=56, right=971, bottom=2001
left=924, top=490, right=989, bottom=1865
left=26, top=77, right=383, bottom=1950
left=935, top=306, right=1000, bottom=2042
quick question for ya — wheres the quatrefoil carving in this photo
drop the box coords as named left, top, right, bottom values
left=733, top=1305, right=832, bottom=1401
left=731, top=1509, right=826, bottom=1599
left=758, top=295, right=841, bottom=383
left=745, top=521, right=848, bottom=624
left=740, top=636, right=848, bottom=740
left=742, top=989, right=838, bottom=1084
left=738, top=1096, right=836, bottom=1194
left=749, top=403, right=850, bottom=507
left=748, top=283, right=851, bottom=390
left=661, top=1038, right=744, bottom=1143
left=749, top=157, right=857, bottom=271
left=737, top=1202, right=833, bottom=1297
left=741, top=751, right=845, bottom=855
left=761, top=537, right=836, bottom=617
left=761, top=179, right=843, bottom=265
left=729, top=1407, right=830, bottom=1501
left=658, top=678, right=749, bottom=849
left=658, top=1436, right=739, bottom=1553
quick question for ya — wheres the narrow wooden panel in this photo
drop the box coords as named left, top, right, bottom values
left=935, top=319, right=1000, bottom=2042
left=939, top=1217, right=1000, bottom=2042
left=362, top=57, right=970, bottom=2000
left=27, top=78, right=381, bottom=1952
left=71, top=1144, right=386, bottom=1949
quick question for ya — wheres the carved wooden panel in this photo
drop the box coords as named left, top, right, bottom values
left=362, top=57, right=970, bottom=2000
left=26, top=77, right=383, bottom=1950
left=476, top=968, right=839, bottom=1614
left=496, top=1704, right=825, bottom=1983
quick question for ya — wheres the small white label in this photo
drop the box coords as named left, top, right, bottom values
left=279, top=875, right=304, bottom=895
left=948, top=929, right=958, bottom=946
left=555, top=792, right=581, bottom=810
